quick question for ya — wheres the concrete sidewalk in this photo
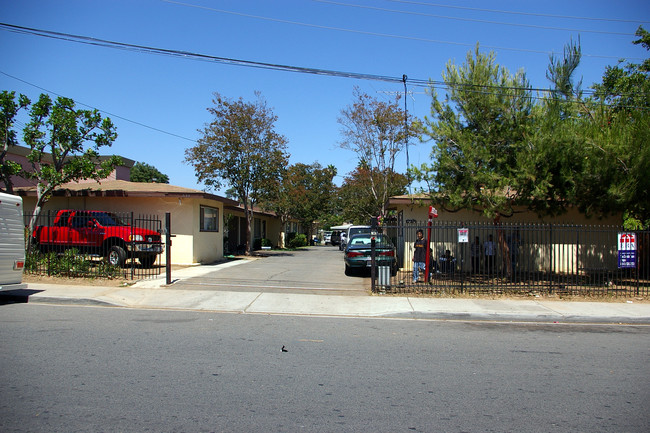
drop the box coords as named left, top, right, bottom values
left=3, top=261, right=650, bottom=324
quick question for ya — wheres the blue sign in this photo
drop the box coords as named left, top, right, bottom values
left=618, top=251, right=637, bottom=269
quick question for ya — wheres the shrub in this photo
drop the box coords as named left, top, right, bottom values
left=288, top=233, right=308, bottom=249
left=25, top=249, right=121, bottom=279
left=254, top=238, right=273, bottom=250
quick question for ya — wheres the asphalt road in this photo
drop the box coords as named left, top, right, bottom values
left=1, top=304, right=649, bottom=432
left=175, top=245, right=370, bottom=295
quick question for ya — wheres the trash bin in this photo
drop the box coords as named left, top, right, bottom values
left=378, top=265, right=391, bottom=287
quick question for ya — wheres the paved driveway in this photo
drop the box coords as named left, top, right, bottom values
left=173, top=246, right=370, bottom=296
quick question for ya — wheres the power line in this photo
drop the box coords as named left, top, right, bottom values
left=2, top=23, right=647, bottom=113
left=384, top=0, right=650, bottom=24
left=0, top=22, right=406, bottom=83
left=4, top=21, right=648, bottom=101
left=0, top=70, right=197, bottom=142
left=315, top=0, right=639, bottom=36
left=161, top=1, right=641, bottom=60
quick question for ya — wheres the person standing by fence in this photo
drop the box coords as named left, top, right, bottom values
left=507, top=229, right=521, bottom=279
left=471, top=236, right=482, bottom=274
left=412, top=229, right=427, bottom=283
left=484, top=234, right=495, bottom=275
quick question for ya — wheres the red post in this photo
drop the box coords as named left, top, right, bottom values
left=425, top=206, right=438, bottom=282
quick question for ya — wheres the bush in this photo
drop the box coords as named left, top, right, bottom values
left=288, top=233, right=308, bottom=249
left=25, top=248, right=121, bottom=279
left=253, top=238, right=273, bottom=250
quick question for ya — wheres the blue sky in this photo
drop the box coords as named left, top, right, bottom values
left=1, top=0, right=648, bottom=194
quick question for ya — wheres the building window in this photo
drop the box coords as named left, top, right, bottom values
left=254, top=218, right=261, bottom=239
left=200, top=206, right=219, bottom=232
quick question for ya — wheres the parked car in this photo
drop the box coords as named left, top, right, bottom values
left=330, top=230, right=342, bottom=246
left=323, top=231, right=332, bottom=244
left=341, top=225, right=371, bottom=251
left=338, top=232, right=347, bottom=250
left=344, top=233, right=398, bottom=276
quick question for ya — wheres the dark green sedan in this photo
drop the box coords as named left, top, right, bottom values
left=344, top=233, right=398, bottom=276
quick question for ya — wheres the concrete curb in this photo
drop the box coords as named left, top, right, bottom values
left=3, top=283, right=649, bottom=324
left=5, top=259, right=649, bottom=324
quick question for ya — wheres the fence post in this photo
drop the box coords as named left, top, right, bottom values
left=165, top=212, right=172, bottom=285
left=130, top=212, right=134, bottom=280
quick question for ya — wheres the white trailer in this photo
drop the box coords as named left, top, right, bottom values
left=0, top=192, right=26, bottom=290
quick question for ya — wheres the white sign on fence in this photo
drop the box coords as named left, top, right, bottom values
left=458, top=228, right=469, bottom=243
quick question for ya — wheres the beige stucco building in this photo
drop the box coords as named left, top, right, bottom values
left=6, top=146, right=291, bottom=265
left=388, top=194, right=622, bottom=226
left=16, top=180, right=235, bottom=265
left=387, top=194, right=625, bottom=274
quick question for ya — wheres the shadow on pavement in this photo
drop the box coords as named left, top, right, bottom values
left=0, top=289, right=44, bottom=305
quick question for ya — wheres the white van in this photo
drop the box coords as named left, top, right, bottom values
left=0, top=192, right=26, bottom=290
left=342, top=225, right=371, bottom=250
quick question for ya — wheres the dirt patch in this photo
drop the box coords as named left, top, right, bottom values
left=23, top=273, right=132, bottom=287
left=23, top=264, right=193, bottom=287
left=375, top=290, right=649, bottom=303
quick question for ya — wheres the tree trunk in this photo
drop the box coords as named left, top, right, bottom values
left=243, top=201, right=252, bottom=255
left=494, top=215, right=512, bottom=278
left=26, top=189, right=47, bottom=252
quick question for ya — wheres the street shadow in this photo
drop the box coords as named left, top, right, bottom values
left=0, top=289, right=44, bottom=305
left=251, top=251, right=296, bottom=258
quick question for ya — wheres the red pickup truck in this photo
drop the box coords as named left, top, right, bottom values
left=32, top=210, right=163, bottom=268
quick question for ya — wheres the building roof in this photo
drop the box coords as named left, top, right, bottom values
left=14, top=180, right=284, bottom=218
left=8, top=144, right=135, bottom=168
left=15, top=179, right=238, bottom=204
left=388, top=193, right=432, bottom=205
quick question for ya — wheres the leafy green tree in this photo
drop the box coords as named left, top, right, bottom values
left=592, top=26, right=650, bottom=113
left=287, top=163, right=337, bottom=239
left=338, top=87, right=416, bottom=217
left=339, top=164, right=408, bottom=224
left=0, top=90, right=30, bottom=193
left=260, top=162, right=338, bottom=246
left=130, top=161, right=169, bottom=183
left=588, top=26, right=650, bottom=227
left=20, top=94, right=120, bottom=239
left=414, top=44, right=535, bottom=220
left=537, top=29, right=650, bottom=227
left=523, top=38, right=587, bottom=218
left=185, top=92, right=288, bottom=254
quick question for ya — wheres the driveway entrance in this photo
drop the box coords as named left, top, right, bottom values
left=174, top=246, right=370, bottom=296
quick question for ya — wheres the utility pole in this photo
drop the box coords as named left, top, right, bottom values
left=403, top=74, right=410, bottom=194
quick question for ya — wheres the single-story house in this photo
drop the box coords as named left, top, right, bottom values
left=386, top=193, right=625, bottom=273
left=16, top=179, right=236, bottom=265
left=5, top=146, right=293, bottom=265
left=387, top=193, right=622, bottom=226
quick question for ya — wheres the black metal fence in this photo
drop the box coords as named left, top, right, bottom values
left=24, top=210, right=165, bottom=280
left=376, top=221, right=650, bottom=297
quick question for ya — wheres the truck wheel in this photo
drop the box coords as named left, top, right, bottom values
left=139, top=255, right=156, bottom=268
left=107, top=245, right=127, bottom=267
